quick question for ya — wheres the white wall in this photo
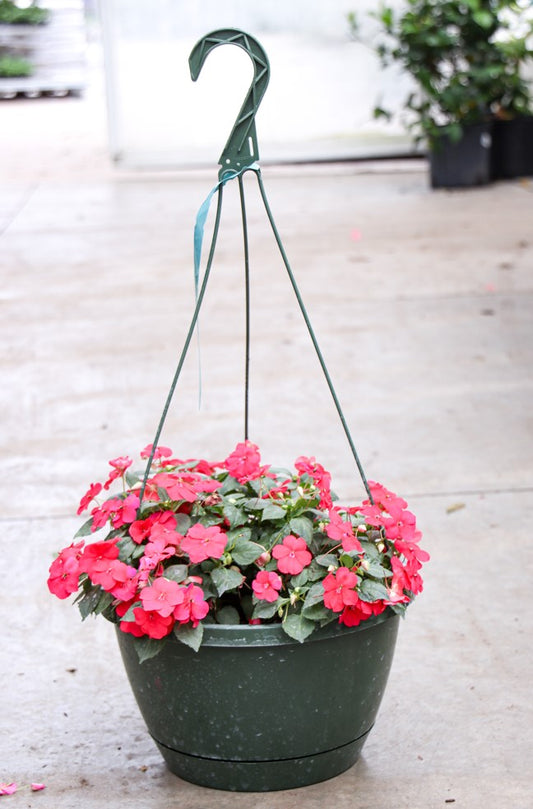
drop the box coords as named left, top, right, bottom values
left=98, top=0, right=414, bottom=168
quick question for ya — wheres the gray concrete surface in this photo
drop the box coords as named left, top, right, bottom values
left=1, top=78, right=533, bottom=809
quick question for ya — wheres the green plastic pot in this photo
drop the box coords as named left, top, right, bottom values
left=116, top=611, right=399, bottom=791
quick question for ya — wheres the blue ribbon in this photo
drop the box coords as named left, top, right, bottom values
left=192, top=163, right=259, bottom=404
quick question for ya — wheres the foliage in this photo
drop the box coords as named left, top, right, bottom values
left=352, top=0, right=533, bottom=145
left=48, top=441, right=428, bottom=659
left=0, top=54, right=32, bottom=76
left=0, top=1, right=50, bottom=25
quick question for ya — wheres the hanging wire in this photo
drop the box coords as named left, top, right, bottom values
left=238, top=173, right=252, bottom=441
left=140, top=165, right=373, bottom=505
left=139, top=185, right=226, bottom=501
left=253, top=170, right=374, bottom=504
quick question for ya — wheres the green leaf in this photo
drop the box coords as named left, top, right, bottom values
left=77, top=586, right=112, bottom=620
left=252, top=600, right=280, bottom=619
left=174, top=622, right=204, bottom=653
left=231, top=537, right=265, bottom=566
left=359, top=540, right=381, bottom=559
left=288, top=516, right=314, bottom=542
left=358, top=579, right=389, bottom=603
left=226, top=526, right=252, bottom=544
left=303, top=581, right=325, bottom=608
left=216, top=606, right=241, bottom=625
left=301, top=602, right=332, bottom=622
left=164, top=564, right=188, bottom=583
left=222, top=502, right=247, bottom=528
left=175, top=512, right=192, bottom=534
left=245, top=499, right=286, bottom=519
left=315, top=553, right=337, bottom=568
left=133, top=636, right=166, bottom=663
left=282, top=613, right=316, bottom=643
left=210, top=567, right=245, bottom=597
left=125, top=470, right=142, bottom=487
left=117, top=536, right=144, bottom=563
left=74, top=517, right=94, bottom=538
left=261, top=503, right=286, bottom=520
left=362, top=559, right=389, bottom=579
left=290, top=570, right=309, bottom=588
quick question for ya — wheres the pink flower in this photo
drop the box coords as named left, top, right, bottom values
left=385, top=556, right=411, bottom=604
left=382, top=509, right=417, bottom=542
left=326, top=509, right=363, bottom=553
left=140, top=444, right=173, bottom=461
left=103, top=455, right=133, bottom=490
left=224, top=441, right=266, bottom=484
left=129, top=516, right=153, bottom=544
left=367, top=481, right=407, bottom=516
left=252, top=570, right=282, bottom=602
left=87, top=558, right=135, bottom=594
left=110, top=493, right=140, bottom=529
left=173, top=584, right=209, bottom=627
left=47, top=541, right=84, bottom=599
left=129, top=510, right=177, bottom=544
left=0, top=783, right=17, bottom=795
left=180, top=523, right=227, bottom=563
left=394, top=531, right=430, bottom=567
left=140, top=577, right=183, bottom=617
left=90, top=498, right=123, bottom=531
left=322, top=567, right=359, bottom=612
left=272, top=535, right=312, bottom=575
left=116, top=600, right=145, bottom=637
left=78, top=540, right=119, bottom=577
left=339, top=599, right=386, bottom=627
left=295, top=456, right=332, bottom=509
left=151, top=471, right=221, bottom=502
left=132, top=607, right=174, bottom=639
left=77, top=482, right=102, bottom=515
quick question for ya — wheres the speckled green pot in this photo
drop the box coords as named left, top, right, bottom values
left=116, top=611, right=399, bottom=792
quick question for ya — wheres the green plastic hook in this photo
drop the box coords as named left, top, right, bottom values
left=189, top=28, right=270, bottom=179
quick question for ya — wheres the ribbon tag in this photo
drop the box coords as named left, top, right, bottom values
left=192, top=163, right=259, bottom=405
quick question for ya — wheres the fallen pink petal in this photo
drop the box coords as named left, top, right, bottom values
left=31, top=783, right=46, bottom=791
left=0, top=783, right=17, bottom=796
left=350, top=227, right=362, bottom=241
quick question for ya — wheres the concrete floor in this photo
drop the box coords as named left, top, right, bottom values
left=1, top=82, right=533, bottom=808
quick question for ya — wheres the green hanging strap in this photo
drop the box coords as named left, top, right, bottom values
left=141, top=29, right=373, bottom=505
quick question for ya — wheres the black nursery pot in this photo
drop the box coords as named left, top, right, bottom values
left=116, top=612, right=400, bottom=792
left=429, top=122, right=493, bottom=188
left=491, top=116, right=533, bottom=180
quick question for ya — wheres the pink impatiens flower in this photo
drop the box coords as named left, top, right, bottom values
left=173, top=583, right=209, bottom=627
left=103, top=455, right=133, bottom=490
left=77, top=482, right=102, bottom=515
left=180, top=523, right=227, bottom=564
left=140, top=577, right=183, bottom=617
left=132, top=607, right=174, bottom=639
left=272, top=535, right=312, bottom=575
left=322, top=567, right=359, bottom=613
left=47, top=540, right=84, bottom=599
left=326, top=509, right=363, bottom=553
left=252, top=570, right=282, bottom=603
left=140, top=443, right=173, bottom=461
left=339, top=599, right=386, bottom=627
left=78, top=539, right=119, bottom=575
left=224, top=441, right=266, bottom=484
left=295, top=455, right=332, bottom=509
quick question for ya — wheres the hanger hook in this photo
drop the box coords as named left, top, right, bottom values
left=189, top=29, right=270, bottom=179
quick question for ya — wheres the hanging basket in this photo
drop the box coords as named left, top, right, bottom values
left=47, top=27, right=429, bottom=795
left=116, top=612, right=400, bottom=791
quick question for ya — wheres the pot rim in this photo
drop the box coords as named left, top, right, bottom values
left=182, top=609, right=397, bottom=647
